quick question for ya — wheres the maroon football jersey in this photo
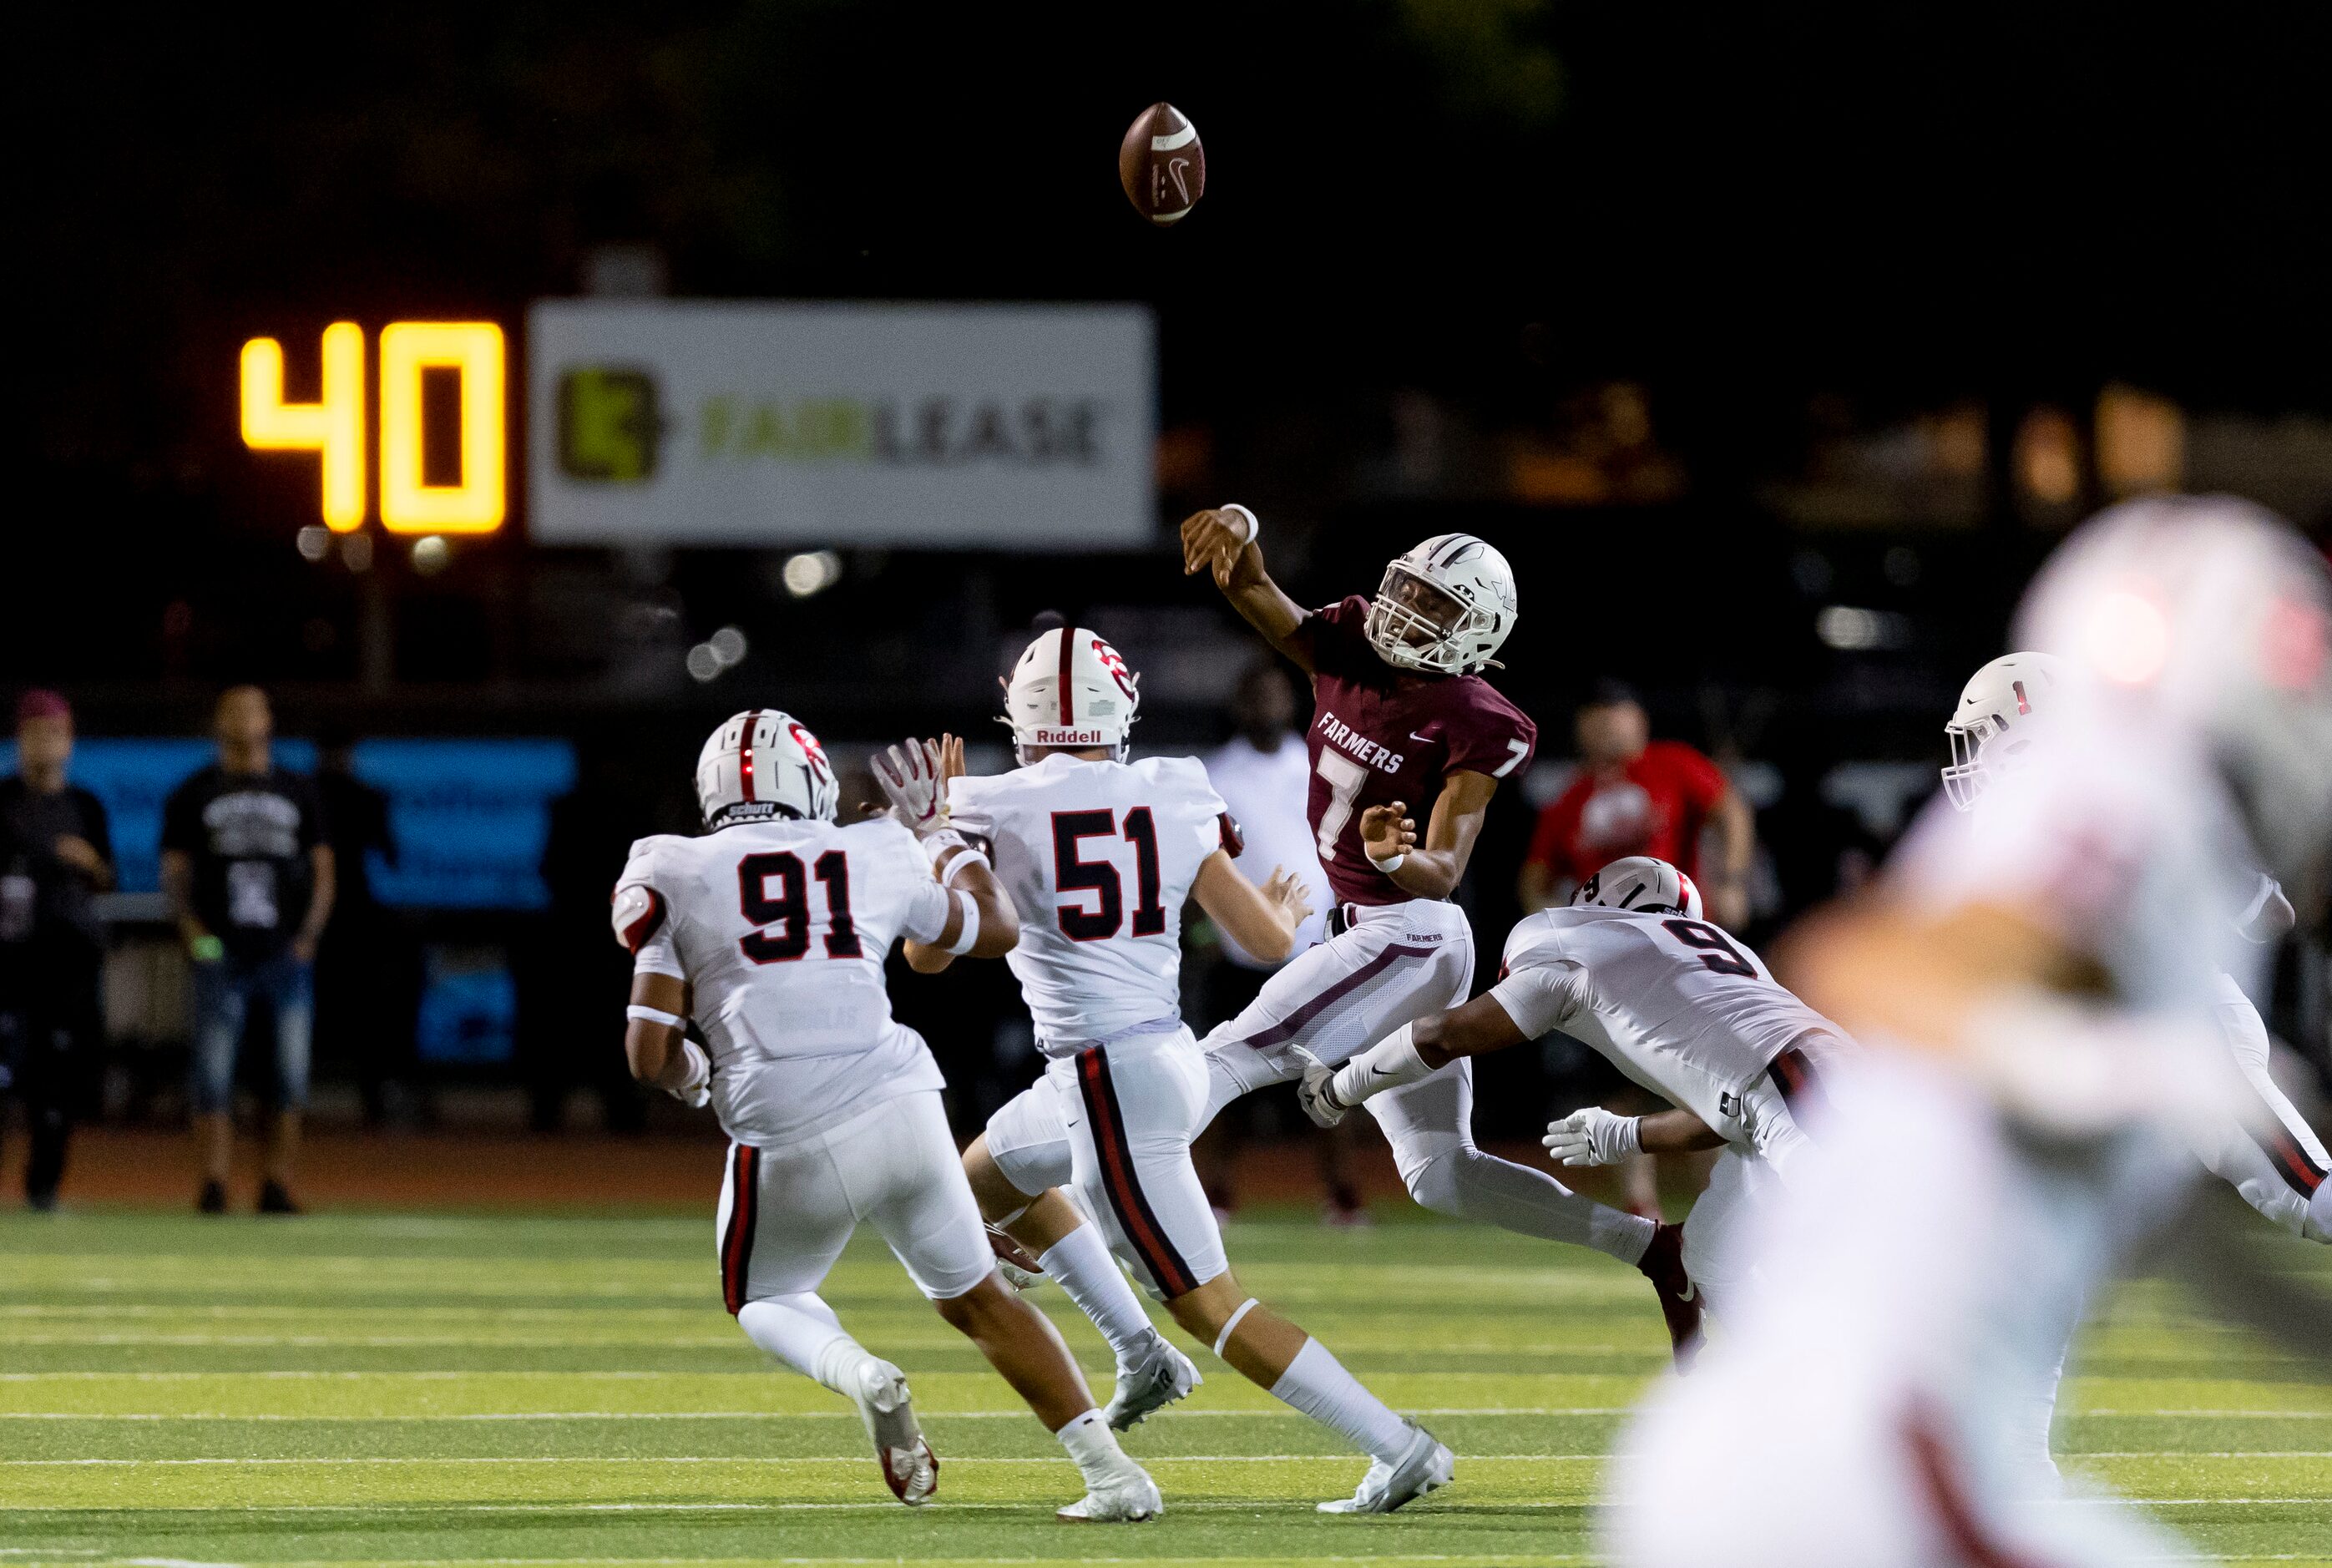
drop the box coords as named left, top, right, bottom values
left=1294, top=596, right=1538, bottom=907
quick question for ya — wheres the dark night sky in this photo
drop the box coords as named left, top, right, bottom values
left=22, top=0, right=2330, bottom=492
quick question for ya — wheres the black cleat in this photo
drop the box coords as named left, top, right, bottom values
left=257, top=1180, right=303, bottom=1216
left=1636, top=1222, right=1704, bottom=1369
left=197, top=1179, right=229, bottom=1215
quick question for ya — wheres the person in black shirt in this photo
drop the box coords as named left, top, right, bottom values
left=0, top=690, right=114, bottom=1211
left=160, top=687, right=334, bottom=1214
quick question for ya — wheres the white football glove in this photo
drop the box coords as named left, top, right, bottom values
left=668, top=1039, right=712, bottom=1110
left=1543, top=1106, right=1642, bottom=1167
left=872, top=738, right=946, bottom=837
left=1296, top=1053, right=1348, bottom=1128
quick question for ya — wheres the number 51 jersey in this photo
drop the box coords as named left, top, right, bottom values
left=615, top=816, right=954, bottom=1147
left=1492, top=904, right=1847, bottom=1138
left=948, top=753, right=1235, bottom=1056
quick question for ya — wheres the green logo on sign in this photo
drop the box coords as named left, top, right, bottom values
left=557, top=367, right=660, bottom=483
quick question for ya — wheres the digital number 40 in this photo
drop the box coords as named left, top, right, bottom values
left=240, top=321, right=505, bottom=534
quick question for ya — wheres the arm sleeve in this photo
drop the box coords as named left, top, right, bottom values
left=1487, top=959, right=1591, bottom=1039
left=612, top=842, right=684, bottom=979
left=894, top=829, right=954, bottom=946
left=943, top=778, right=996, bottom=856
left=1444, top=698, right=1538, bottom=781
left=1168, top=758, right=1232, bottom=858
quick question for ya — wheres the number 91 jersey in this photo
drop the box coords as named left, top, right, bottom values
left=614, top=816, right=954, bottom=1147
left=948, top=754, right=1235, bottom=1056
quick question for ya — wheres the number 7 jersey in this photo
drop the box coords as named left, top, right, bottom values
left=614, top=816, right=954, bottom=1147
left=1295, top=595, right=1537, bottom=906
left=948, top=753, right=1236, bottom=1055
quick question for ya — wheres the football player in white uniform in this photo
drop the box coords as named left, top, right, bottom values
left=1945, top=650, right=2329, bottom=1246
left=1603, top=497, right=2332, bottom=1567
left=614, top=710, right=1161, bottom=1522
left=883, top=627, right=1456, bottom=1515
left=1299, top=855, right=1853, bottom=1332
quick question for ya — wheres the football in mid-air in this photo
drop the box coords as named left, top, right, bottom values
left=1119, top=102, right=1205, bottom=225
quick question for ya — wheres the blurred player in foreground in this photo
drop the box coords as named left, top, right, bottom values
left=891, top=628, right=1452, bottom=1514
left=1300, top=853, right=1854, bottom=1336
left=1181, top=508, right=1702, bottom=1360
left=1604, top=498, right=2332, bottom=1566
left=1936, top=650, right=2332, bottom=1483
left=612, top=711, right=1161, bottom=1520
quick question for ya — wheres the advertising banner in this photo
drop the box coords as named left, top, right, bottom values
left=528, top=301, right=1155, bottom=548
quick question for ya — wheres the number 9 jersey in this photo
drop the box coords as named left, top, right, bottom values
left=948, top=754, right=1236, bottom=1055
left=613, top=815, right=956, bottom=1147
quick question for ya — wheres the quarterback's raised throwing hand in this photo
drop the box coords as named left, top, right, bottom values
left=873, top=738, right=947, bottom=837
left=1543, top=1107, right=1643, bottom=1167
left=1178, top=505, right=1260, bottom=589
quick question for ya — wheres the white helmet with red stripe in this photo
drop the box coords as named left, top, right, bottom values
left=1571, top=855, right=1703, bottom=919
left=1941, top=651, right=2068, bottom=811
left=1002, top=627, right=1141, bottom=764
left=695, top=709, right=838, bottom=828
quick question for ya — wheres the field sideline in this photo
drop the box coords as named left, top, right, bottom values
left=2, top=1208, right=2327, bottom=1567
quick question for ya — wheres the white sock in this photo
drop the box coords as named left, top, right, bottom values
left=1329, top=1024, right=1434, bottom=1107
left=1053, top=1407, right=1134, bottom=1487
left=1036, top=1222, right=1161, bottom=1364
left=1267, top=1337, right=1411, bottom=1463
left=737, top=1293, right=875, bottom=1398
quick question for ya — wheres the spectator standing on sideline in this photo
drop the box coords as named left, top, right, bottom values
left=312, top=726, right=417, bottom=1127
left=161, top=687, right=333, bottom=1214
left=0, top=691, right=114, bottom=1210
left=1518, top=680, right=1756, bottom=929
left=1191, top=660, right=1364, bottom=1223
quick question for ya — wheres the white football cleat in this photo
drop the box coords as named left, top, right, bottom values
left=852, top=1359, right=938, bottom=1506
left=1102, top=1336, right=1201, bottom=1430
left=1318, top=1422, right=1453, bottom=1515
left=1056, top=1465, right=1163, bottom=1523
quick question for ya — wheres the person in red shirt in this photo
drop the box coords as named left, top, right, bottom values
left=1518, top=681, right=1756, bottom=931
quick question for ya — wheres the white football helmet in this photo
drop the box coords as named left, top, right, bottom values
left=2016, top=495, right=2332, bottom=893
left=1365, top=534, right=1519, bottom=676
left=695, top=709, right=838, bottom=829
left=1572, top=855, right=1704, bottom=920
left=1001, top=627, right=1141, bottom=764
left=1940, top=651, right=2069, bottom=811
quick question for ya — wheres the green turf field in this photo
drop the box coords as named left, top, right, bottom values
left=2, top=1208, right=2326, bottom=1567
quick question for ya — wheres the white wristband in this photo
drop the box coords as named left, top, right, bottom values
left=1221, top=503, right=1259, bottom=544
left=1368, top=850, right=1407, bottom=873
left=626, top=1004, right=686, bottom=1029
left=940, top=848, right=991, bottom=888
left=943, top=889, right=981, bottom=956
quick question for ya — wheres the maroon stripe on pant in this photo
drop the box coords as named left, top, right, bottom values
left=721, top=1143, right=761, bottom=1316
left=1903, top=1402, right=2060, bottom=1568
left=1237, top=942, right=1441, bottom=1050
left=1765, top=1030, right=1836, bottom=1132
left=1076, top=1047, right=1199, bottom=1297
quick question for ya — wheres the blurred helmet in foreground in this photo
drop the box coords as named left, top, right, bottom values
left=1002, top=627, right=1140, bottom=764
left=1941, top=651, right=2069, bottom=811
left=2015, top=496, right=2332, bottom=895
left=696, top=709, right=838, bottom=828
left=1572, top=855, right=1705, bottom=921
left=1366, top=534, right=1518, bottom=675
